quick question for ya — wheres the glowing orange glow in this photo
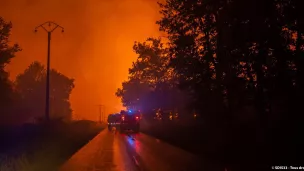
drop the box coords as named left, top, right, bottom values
left=0, top=0, right=161, bottom=120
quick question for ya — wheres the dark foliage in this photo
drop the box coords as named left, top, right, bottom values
left=116, top=0, right=304, bottom=169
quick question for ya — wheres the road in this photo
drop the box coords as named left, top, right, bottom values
left=58, top=128, right=212, bottom=171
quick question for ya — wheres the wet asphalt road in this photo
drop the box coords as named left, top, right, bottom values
left=59, top=129, right=210, bottom=171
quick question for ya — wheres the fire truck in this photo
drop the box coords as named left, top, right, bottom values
left=107, top=113, right=120, bottom=131
left=119, top=110, right=141, bottom=133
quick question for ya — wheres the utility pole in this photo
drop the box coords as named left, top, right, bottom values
left=34, top=21, right=64, bottom=122
left=97, top=105, right=105, bottom=123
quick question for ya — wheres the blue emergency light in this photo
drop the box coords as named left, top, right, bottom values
left=124, top=109, right=140, bottom=114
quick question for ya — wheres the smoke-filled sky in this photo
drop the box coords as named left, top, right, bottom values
left=0, top=0, right=161, bottom=120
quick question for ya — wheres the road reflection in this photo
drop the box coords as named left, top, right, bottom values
left=120, top=131, right=206, bottom=171
left=59, top=129, right=207, bottom=171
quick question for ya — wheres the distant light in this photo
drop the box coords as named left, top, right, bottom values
left=128, top=110, right=132, bottom=113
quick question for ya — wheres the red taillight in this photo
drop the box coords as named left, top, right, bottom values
left=136, top=116, right=139, bottom=120
left=122, top=116, right=125, bottom=120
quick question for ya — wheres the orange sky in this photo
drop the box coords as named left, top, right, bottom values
left=0, top=0, right=161, bottom=121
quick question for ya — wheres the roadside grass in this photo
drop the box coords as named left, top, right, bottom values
left=0, top=120, right=105, bottom=171
left=140, top=120, right=229, bottom=168
left=141, top=120, right=304, bottom=170
left=0, top=155, right=31, bottom=171
left=140, top=120, right=206, bottom=156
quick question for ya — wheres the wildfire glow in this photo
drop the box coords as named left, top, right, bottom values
left=0, top=0, right=161, bottom=120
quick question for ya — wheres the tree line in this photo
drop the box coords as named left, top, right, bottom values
left=116, top=0, right=304, bottom=166
left=0, top=17, right=74, bottom=125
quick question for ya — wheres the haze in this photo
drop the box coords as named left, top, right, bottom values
left=0, top=0, right=161, bottom=120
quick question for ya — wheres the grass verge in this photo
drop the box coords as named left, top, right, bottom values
left=0, top=120, right=105, bottom=171
left=140, top=121, right=206, bottom=156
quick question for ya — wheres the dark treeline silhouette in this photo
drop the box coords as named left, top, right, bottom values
left=0, top=17, right=74, bottom=125
left=116, top=0, right=304, bottom=170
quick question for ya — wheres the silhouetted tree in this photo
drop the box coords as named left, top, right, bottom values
left=116, top=38, right=190, bottom=115
left=15, top=61, right=74, bottom=121
left=0, top=17, right=21, bottom=124
left=130, top=38, right=169, bottom=85
left=116, top=78, right=151, bottom=110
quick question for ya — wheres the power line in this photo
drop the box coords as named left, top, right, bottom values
left=34, top=21, right=64, bottom=122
